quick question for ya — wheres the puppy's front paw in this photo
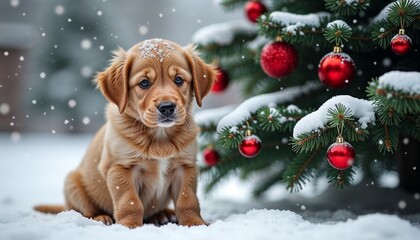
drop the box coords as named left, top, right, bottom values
left=93, top=214, right=114, bottom=226
left=180, top=219, right=209, bottom=227
left=118, top=219, right=143, bottom=229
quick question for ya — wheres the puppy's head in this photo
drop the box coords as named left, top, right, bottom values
left=95, top=39, right=216, bottom=128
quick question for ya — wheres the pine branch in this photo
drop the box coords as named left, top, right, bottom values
left=196, top=33, right=258, bottom=62
left=387, top=0, right=420, bottom=27
left=327, top=167, right=355, bottom=188
left=219, top=0, right=249, bottom=11
left=283, top=147, right=323, bottom=192
left=259, top=13, right=329, bottom=48
left=259, top=12, right=375, bottom=52
left=324, top=0, right=371, bottom=16
left=368, top=77, right=420, bottom=115
left=371, top=19, right=400, bottom=49
left=371, top=124, right=400, bottom=153
left=323, top=20, right=353, bottom=46
left=399, top=114, right=420, bottom=141
left=292, top=103, right=371, bottom=153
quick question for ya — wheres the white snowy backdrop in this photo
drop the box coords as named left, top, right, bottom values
left=1, top=0, right=420, bottom=239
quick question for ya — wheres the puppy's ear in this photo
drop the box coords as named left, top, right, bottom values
left=184, top=45, right=216, bottom=107
left=94, top=48, right=133, bottom=113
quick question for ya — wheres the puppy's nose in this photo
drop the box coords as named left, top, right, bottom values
left=157, top=102, right=176, bottom=116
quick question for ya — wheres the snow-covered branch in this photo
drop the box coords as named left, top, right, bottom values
left=217, top=82, right=321, bottom=132
left=293, top=95, right=376, bottom=139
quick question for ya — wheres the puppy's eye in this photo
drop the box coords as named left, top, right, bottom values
left=174, top=76, right=184, bottom=86
left=139, top=79, right=150, bottom=89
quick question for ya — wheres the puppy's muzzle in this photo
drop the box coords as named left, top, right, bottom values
left=157, top=102, right=176, bottom=126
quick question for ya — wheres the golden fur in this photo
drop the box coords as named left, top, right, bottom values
left=35, top=39, right=216, bottom=228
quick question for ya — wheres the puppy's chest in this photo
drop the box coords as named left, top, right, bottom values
left=134, top=158, right=176, bottom=198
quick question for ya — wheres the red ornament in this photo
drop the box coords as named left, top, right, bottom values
left=326, top=137, right=355, bottom=170
left=318, top=47, right=355, bottom=89
left=211, top=67, right=229, bottom=93
left=260, top=41, right=298, bottom=78
left=245, top=0, right=267, bottom=23
left=239, top=134, right=261, bottom=158
left=203, top=147, right=220, bottom=166
left=390, top=29, right=412, bottom=55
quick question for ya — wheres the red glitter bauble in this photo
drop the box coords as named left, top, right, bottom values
left=318, top=51, right=355, bottom=89
left=260, top=41, right=298, bottom=78
left=203, top=148, right=220, bottom=166
left=245, top=0, right=267, bottom=23
left=326, top=141, right=355, bottom=170
left=211, top=67, right=229, bottom=93
left=390, top=33, right=412, bottom=55
left=239, top=135, right=261, bottom=158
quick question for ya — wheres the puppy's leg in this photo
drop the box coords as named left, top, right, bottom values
left=65, top=170, right=113, bottom=225
left=107, top=164, right=144, bottom=228
left=172, top=165, right=207, bottom=226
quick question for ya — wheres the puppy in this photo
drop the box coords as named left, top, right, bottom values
left=35, top=39, right=216, bottom=228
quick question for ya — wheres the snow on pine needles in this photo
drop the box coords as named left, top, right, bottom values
left=293, top=95, right=375, bottom=139
left=377, top=71, right=420, bottom=95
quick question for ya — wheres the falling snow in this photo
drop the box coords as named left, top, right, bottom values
left=10, top=131, right=21, bottom=142
left=40, top=72, right=46, bottom=79
left=80, top=39, right=92, bottom=50
left=82, top=117, right=90, bottom=125
left=0, top=103, right=10, bottom=115
left=139, top=25, right=149, bottom=35
left=80, top=66, right=93, bottom=77
left=10, top=0, right=19, bottom=7
left=55, top=5, right=65, bottom=15
left=68, top=99, right=77, bottom=108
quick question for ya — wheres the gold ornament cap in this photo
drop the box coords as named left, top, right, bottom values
left=399, top=29, right=405, bottom=35
left=333, top=46, right=342, bottom=53
left=245, top=129, right=252, bottom=137
left=336, top=135, right=345, bottom=143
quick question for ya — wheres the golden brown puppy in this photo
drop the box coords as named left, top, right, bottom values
left=35, top=39, right=216, bottom=228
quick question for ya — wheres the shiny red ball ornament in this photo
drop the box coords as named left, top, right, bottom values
left=239, top=135, right=261, bottom=158
left=318, top=47, right=355, bottom=89
left=211, top=67, right=229, bottom=93
left=245, top=0, right=267, bottom=23
left=390, top=29, right=412, bottom=55
left=260, top=41, right=298, bottom=78
left=203, top=147, right=220, bottom=166
left=326, top=137, right=355, bottom=170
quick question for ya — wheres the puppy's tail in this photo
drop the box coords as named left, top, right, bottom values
left=34, top=204, right=66, bottom=214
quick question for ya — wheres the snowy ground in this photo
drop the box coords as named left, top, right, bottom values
left=1, top=133, right=420, bottom=240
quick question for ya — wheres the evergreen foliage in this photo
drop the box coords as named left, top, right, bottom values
left=195, top=0, right=420, bottom=197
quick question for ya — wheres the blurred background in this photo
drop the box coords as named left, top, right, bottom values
left=0, top=0, right=242, bottom=134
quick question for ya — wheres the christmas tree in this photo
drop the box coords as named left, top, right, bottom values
left=193, top=0, right=420, bottom=197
